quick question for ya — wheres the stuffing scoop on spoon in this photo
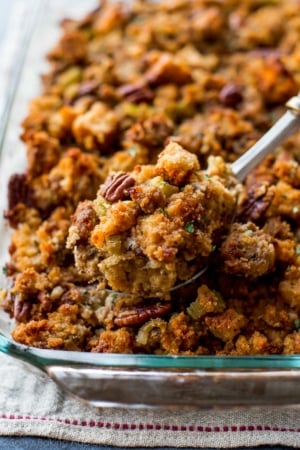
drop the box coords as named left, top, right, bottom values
left=67, top=93, right=300, bottom=298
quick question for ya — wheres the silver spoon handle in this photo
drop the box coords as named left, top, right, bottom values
left=232, top=94, right=300, bottom=182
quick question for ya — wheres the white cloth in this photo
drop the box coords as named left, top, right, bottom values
left=1, top=353, right=300, bottom=447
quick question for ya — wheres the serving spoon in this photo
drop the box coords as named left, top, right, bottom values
left=102, top=93, right=300, bottom=296
left=231, top=93, right=300, bottom=182
left=171, top=92, right=300, bottom=291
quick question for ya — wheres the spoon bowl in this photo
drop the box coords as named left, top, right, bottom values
left=80, top=93, right=300, bottom=298
left=170, top=93, right=300, bottom=292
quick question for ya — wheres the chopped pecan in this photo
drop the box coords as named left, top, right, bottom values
left=114, top=301, right=171, bottom=327
left=14, top=296, right=31, bottom=323
left=60, top=286, right=82, bottom=304
left=118, top=83, right=154, bottom=103
left=71, top=200, right=99, bottom=242
left=37, top=291, right=52, bottom=312
left=78, top=80, right=99, bottom=97
left=101, top=172, right=135, bottom=202
left=219, top=82, right=243, bottom=108
left=7, top=173, right=33, bottom=211
left=238, top=181, right=275, bottom=222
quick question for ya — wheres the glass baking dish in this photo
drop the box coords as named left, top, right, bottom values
left=1, top=0, right=300, bottom=409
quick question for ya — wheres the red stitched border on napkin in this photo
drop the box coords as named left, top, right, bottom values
left=1, top=415, right=300, bottom=433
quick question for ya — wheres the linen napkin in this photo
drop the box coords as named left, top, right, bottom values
left=0, top=352, right=300, bottom=448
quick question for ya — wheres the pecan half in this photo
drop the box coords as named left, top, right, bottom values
left=114, top=301, right=171, bottom=327
left=78, top=80, right=99, bottom=97
left=37, top=291, right=52, bottom=312
left=118, top=82, right=154, bottom=103
left=219, top=82, right=243, bottom=108
left=238, top=181, right=274, bottom=222
left=7, top=173, right=32, bottom=210
left=71, top=200, right=99, bottom=242
left=14, top=296, right=31, bottom=323
left=101, top=172, right=135, bottom=202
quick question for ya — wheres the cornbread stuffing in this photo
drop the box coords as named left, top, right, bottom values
left=1, top=0, right=300, bottom=355
left=67, top=143, right=238, bottom=298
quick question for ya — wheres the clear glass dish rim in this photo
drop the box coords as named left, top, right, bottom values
left=2, top=332, right=300, bottom=370
left=1, top=0, right=300, bottom=373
